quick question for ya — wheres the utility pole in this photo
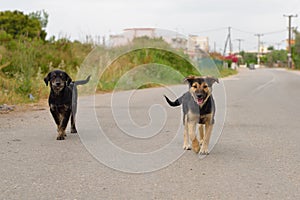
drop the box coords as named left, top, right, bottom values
left=223, top=27, right=232, bottom=56
left=275, top=42, right=281, bottom=50
left=254, top=34, right=264, bottom=65
left=283, top=14, right=298, bottom=68
left=235, top=39, right=244, bottom=53
left=214, top=42, right=216, bottom=52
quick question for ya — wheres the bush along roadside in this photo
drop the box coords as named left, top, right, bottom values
left=0, top=37, right=236, bottom=105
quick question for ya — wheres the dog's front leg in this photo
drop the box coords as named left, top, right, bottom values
left=57, top=109, right=71, bottom=140
left=183, top=115, right=190, bottom=150
left=187, top=120, right=200, bottom=153
left=199, top=124, right=204, bottom=145
left=50, top=106, right=60, bottom=132
left=200, top=123, right=213, bottom=155
left=185, top=112, right=200, bottom=153
left=50, top=105, right=60, bottom=125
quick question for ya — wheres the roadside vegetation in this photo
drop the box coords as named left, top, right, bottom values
left=292, top=31, right=300, bottom=69
left=238, top=36, right=300, bottom=70
left=0, top=10, right=235, bottom=105
left=239, top=48, right=288, bottom=68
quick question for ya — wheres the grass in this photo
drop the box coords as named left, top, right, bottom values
left=98, top=47, right=199, bottom=91
left=0, top=37, right=92, bottom=105
left=0, top=37, right=237, bottom=105
left=219, top=67, right=238, bottom=77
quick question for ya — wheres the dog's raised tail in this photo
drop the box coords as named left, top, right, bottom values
left=164, top=95, right=181, bottom=107
left=71, top=75, right=91, bottom=118
left=73, top=75, right=91, bottom=86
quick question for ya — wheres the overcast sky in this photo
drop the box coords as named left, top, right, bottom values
left=2, top=0, right=300, bottom=52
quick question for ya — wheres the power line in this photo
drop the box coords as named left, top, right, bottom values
left=231, top=27, right=255, bottom=35
left=193, top=27, right=227, bottom=34
left=191, top=26, right=287, bottom=53
left=263, top=29, right=286, bottom=35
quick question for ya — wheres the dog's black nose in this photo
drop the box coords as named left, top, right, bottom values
left=55, top=82, right=61, bottom=86
left=197, top=94, right=204, bottom=98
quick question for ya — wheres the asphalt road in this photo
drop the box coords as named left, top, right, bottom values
left=1, top=68, right=300, bottom=199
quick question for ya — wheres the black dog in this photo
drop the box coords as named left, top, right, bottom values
left=44, top=70, right=90, bottom=140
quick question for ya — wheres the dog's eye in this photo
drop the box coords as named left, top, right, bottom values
left=193, top=85, right=197, bottom=88
left=203, top=85, right=208, bottom=89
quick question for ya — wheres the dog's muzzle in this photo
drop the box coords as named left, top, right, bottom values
left=196, top=94, right=205, bottom=105
left=52, top=82, right=64, bottom=92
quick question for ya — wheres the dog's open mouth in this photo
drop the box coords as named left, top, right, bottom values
left=196, top=97, right=204, bottom=105
left=53, top=86, right=64, bottom=92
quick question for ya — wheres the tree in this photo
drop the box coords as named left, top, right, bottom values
left=0, top=10, right=47, bottom=40
left=240, top=51, right=257, bottom=64
left=28, top=10, right=49, bottom=29
left=292, top=31, right=300, bottom=69
left=265, top=50, right=287, bottom=67
left=28, top=10, right=49, bottom=40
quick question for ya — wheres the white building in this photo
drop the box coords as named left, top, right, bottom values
left=187, top=35, right=209, bottom=53
left=109, top=28, right=187, bottom=49
left=109, top=28, right=155, bottom=47
left=109, top=34, right=128, bottom=47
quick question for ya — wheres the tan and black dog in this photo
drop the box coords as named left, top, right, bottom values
left=164, top=76, right=218, bottom=155
left=44, top=70, right=90, bottom=140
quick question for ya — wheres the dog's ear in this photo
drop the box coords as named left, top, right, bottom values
left=65, top=73, right=72, bottom=86
left=44, top=72, right=51, bottom=86
left=205, top=76, right=219, bottom=87
left=184, top=75, right=195, bottom=87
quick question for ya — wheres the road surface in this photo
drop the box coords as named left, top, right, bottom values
left=1, top=68, right=300, bottom=199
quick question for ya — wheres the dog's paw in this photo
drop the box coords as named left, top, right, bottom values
left=183, top=144, right=191, bottom=150
left=199, top=146, right=209, bottom=155
left=192, top=139, right=200, bottom=153
left=56, top=135, right=65, bottom=140
left=71, top=128, right=77, bottom=134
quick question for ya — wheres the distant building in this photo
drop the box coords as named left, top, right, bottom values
left=259, top=45, right=270, bottom=54
left=109, top=28, right=187, bottom=49
left=109, top=28, right=156, bottom=47
left=123, top=28, right=155, bottom=40
left=187, top=35, right=209, bottom=52
left=186, top=35, right=209, bottom=59
left=247, top=45, right=270, bottom=54
left=109, top=34, right=128, bottom=47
